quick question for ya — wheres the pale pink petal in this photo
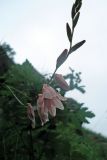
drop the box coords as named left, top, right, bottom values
left=52, top=97, right=64, bottom=110
left=27, top=103, right=35, bottom=128
left=54, top=74, right=70, bottom=91
left=44, top=98, right=52, bottom=108
left=47, top=85, right=57, bottom=97
left=37, top=84, right=66, bottom=124
left=31, top=119, right=36, bottom=128
left=37, top=94, right=44, bottom=114
left=42, top=84, right=57, bottom=99
left=44, top=98, right=56, bottom=117
left=37, top=94, right=49, bottom=125
left=56, top=93, right=67, bottom=101
left=48, top=105, right=56, bottom=117
left=38, top=110, right=49, bottom=126
left=27, top=103, right=35, bottom=121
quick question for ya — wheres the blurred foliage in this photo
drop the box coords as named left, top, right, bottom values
left=0, top=1, right=106, bottom=160
left=0, top=43, right=15, bottom=76
left=0, top=43, right=107, bottom=160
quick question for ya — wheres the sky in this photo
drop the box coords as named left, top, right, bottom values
left=0, top=0, right=107, bottom=136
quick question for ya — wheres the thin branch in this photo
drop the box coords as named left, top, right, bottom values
left=2, top=137, right=7, bottom=160
left=9, top=85, right=30, bottom=99
left=5, top=84, right=26, bottom=107
left=29, top=125, right=35, bottom=160
left=14, top=134, right=19, bottom=160
left=49, top=68, right=57, bottom=84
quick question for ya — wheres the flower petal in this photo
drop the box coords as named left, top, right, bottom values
left=54, top=74, right=70, bottom=91
left=42, top=84, right=57, bottom=99
left=56, top=93, right=67, bottom=101
left=37, top=94, right=49, bottom=125
left=37, top=84, right=66, bottom=124
left=48, top=105, right=56, bottom=117
left=27, top=103, right=35, bottom=128
left=52, top=97, right=64, bottom=110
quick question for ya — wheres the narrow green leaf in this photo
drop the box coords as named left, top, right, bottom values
left=84, top=118, right=90, bottom=124
left=75, top=1, right=82, bottom=13
left=81, top=107, right=88, bottom=111
left=75, top=0, right=79, bottom=6
left=73, top=12, right=80, bottom=28
left=75, top=0, right=82, bottom=7
left=71, top=3, right=76, bottom=19
left=69, top=40, right=86, bottom=55
left=75, top=85, right=85, bottom=93
left=86, top=111, right=95, bottom=118
left=56, top=49, right=68, bottom=69
left=66, top=23, right=72, bottom=43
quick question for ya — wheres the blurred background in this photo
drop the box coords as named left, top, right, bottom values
left=0, top=0, right=107, bottom=136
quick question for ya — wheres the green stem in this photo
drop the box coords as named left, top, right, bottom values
left=5, top=84, right=26, bottom=107
left=9, top=85, right=30, bottom=99
left=14, top=134, right=19, bottom=160
left=68, top=19, right=74, bottom=57
left=49, top=67, right=57, bottom=84
left=29, top=125, right=35, bottom=160
left=3, top=137, right=7, bottom=160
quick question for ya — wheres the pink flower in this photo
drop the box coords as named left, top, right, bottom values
left=37, top=84, right=67, bottom=125
left=27, top=103, right=35, bottom=128
left=37, top=94, right=49, bottom=125
left=54, top=74, right=70, bottom=91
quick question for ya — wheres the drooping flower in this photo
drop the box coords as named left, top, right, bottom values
left=27, top=103, right=35, bottom=128
left=37, top=84, right=67, bottom=125
left=54, top=74, right=70, bottom=91
left=37, top=94, right=49, bottom=126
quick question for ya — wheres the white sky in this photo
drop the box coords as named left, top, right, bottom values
left=0, top=0, right=107, bottom=136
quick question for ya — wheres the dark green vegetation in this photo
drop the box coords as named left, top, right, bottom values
left=0, top=43, right=107, bottom=160
left=0, top=0, right=107, bottom=159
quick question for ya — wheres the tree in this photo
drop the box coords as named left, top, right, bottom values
left=0, top=43, right=15, bottom=76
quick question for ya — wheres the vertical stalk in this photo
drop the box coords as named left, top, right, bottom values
left=3, top=137, right=7, bottom=160
left=28, top=124, right=35, bottom=160
left=49, top=68, right=57, bottom=84
left=14, top=135, right=19, bottom=160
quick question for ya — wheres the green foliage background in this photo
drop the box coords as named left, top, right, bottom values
left=0, top=43, right=107, bottom=160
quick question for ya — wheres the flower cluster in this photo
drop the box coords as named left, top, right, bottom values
left=37, top=84, right=67, bottom=125
left=27, top=74, right=69, bottom=127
